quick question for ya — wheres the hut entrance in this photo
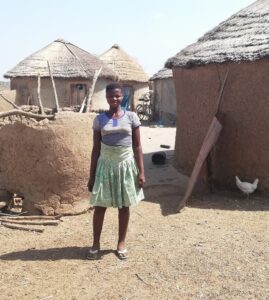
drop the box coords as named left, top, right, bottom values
left=122, top=86, right=133, bottom=111
left=70, top=84, right=87, bottom=106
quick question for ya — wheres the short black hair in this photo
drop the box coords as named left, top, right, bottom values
left=106, top=82, right=123, bottom=93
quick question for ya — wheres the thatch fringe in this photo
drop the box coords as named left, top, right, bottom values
left=165, top=0, right=269, bottom=69
left=4, top=39, right=118, bottom=80
left=150, top=68, right=172, bottom=80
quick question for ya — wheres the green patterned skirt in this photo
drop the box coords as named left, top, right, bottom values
left=90, top=143, right=144, bottom=208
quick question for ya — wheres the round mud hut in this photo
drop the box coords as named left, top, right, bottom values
left=4, top=39, right=118, bottom=112
left=99, top=44, right=149, bottom=110
left=165, top=0, right=269, bottom=192
left=150, top=68, right=176, bottom=125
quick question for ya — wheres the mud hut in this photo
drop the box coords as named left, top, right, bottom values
left=165, top=0, right=269, bottom=191
left=4, top=39, right=118, bottom=111
left=99, top=44, right=149, bottom=110
left=150, top=68, right=176, bottom=125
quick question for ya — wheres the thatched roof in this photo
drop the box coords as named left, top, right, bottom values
left=4, top=39, right=118, bottom=80
left=166, top=0, right=269, bottom=69
left=99, top=44, right=149, bottom=83
left=150, top=68, right=173, bottom=81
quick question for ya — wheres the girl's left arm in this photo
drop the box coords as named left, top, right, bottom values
left=132, top=126, right=146, bottom=187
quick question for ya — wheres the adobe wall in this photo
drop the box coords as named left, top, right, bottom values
left=11, top=77, right=112, bottom=111
left=153, top=78, right=176, bottom=125
left=0, top=112, right=95, bottom=215
left=173, top=59, right=269, bottom=191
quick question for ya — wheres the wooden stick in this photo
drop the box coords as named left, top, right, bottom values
left=0, top=110, right=54, bottom=120
left=177, top=117, right=222, bottom=212
left=47, top=60, right=60, bottom=112
left=0, top=215, right=60, bottom=220
left=0, top=93, right=21, bottom=109
left=1, top=222, right=44, bottom=232
left=85, top=67, right=102, bottom=113
left=37, top=74, right=45, bottom=114
left=215, top=68, right=229, bottom=117
left=79, top=95, right=87, bottom=113
left=0, top=219, right=59, bottom=226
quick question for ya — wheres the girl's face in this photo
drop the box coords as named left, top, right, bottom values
left=106, top=88, right=123, bottom=109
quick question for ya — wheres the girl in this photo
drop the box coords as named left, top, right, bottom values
left=87, top=83, right=145, bottom=260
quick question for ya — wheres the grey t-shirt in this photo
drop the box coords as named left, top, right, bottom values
left=93, top=111, right=141, bottom=147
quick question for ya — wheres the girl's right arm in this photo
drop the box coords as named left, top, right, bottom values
left=87, top=130, right=101, bottom=192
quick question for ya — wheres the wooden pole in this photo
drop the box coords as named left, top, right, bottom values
left=47, top=60, right=60, bottom=112
left=85, top=67, right=102, bottom=113
left=0, top=215, right=60, bottom=220
left=177, top=68, right=229, bottom=212
left=0, top=219, right=59, bottom=226
left=0, top=93, right=21, bottom=110
left=37, top=74, right=45, bottom=114
left=1, top=222, right=44, bottom=232
left=177, top=117, right=222, bottom=212
left=79, top=95, right=87, bottom=113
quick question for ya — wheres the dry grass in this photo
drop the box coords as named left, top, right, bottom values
left=0, top=184, right=268, bottom=300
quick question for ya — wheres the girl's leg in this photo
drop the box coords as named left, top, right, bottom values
left=118, top=206, right=130, bottom=251
left=92, top=206, right=107, bottom=250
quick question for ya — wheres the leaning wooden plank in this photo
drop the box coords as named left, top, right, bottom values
left=0, top=219, right=59, bottom=226
left=177, top=117, right=222, bottom=212
left=85, top=67, right=102, bottom=113
left=0, top=93, right=21, bottom=110
left=47, top=60, right=60, bottom=112
left=1, top=222, right=44, bottom=233
left=0, top=110, right=54, bottom=120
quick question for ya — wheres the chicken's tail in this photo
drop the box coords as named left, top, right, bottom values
left=253, top=178, right=259, bottom=188
left=235, top=176, right=241, bottom=185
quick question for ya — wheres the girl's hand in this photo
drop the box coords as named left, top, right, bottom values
left=87, top=178, right=95, bottom=192
left=138, top=173, right=146, bottom=187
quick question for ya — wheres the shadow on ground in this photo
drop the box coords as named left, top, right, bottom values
left=144, top=184, right=269, bottom=217
left=0, top=247, right=115, bottom=261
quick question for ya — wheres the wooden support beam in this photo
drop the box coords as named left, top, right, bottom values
left=37, top=74, right=45, bottom=114
left=85, top=68, right=102, bottom=113
left=47, top=60, right=60, bottom=112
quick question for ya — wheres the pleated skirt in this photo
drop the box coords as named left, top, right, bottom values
left=90, top=143, right=144, bottom=208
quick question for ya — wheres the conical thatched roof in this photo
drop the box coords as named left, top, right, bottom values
left=166, top=0, right=269, bottom=69
left=150, top=68, right=173, bottom=81
left=99, top=44, right=149, bottom=83
left=4, top=39, right=118, bottom=80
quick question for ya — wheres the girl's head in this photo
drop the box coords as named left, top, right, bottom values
left=106, top=83, right=123, bottom=109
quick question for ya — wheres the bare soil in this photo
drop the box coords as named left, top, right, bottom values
left=0, top=127, right=268, bottom=299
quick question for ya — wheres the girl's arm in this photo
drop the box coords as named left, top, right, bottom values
left=87, top=130, right=101, bottom=192
left=132, top=126, right=146, bottom=187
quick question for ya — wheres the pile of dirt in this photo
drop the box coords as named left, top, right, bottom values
left=0, top=112, right=95, bottom=215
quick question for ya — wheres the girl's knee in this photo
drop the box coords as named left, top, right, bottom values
left=118, top=206, right=129, bottom=213
left=94, top=206, right=107, bottom=214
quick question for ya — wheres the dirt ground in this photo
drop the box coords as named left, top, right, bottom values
left=0, top=127, right=268, bottom=300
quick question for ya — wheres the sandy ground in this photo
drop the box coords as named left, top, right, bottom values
left=0, top=126, right=268, bottom=300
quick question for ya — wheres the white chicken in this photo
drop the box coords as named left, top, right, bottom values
left=235, top=176, right=259, bottom=199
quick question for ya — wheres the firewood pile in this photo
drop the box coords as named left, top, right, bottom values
left=0, top=193, right=62, bottom=232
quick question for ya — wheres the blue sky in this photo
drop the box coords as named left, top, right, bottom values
left=0, top=0, right=254, bottom=79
